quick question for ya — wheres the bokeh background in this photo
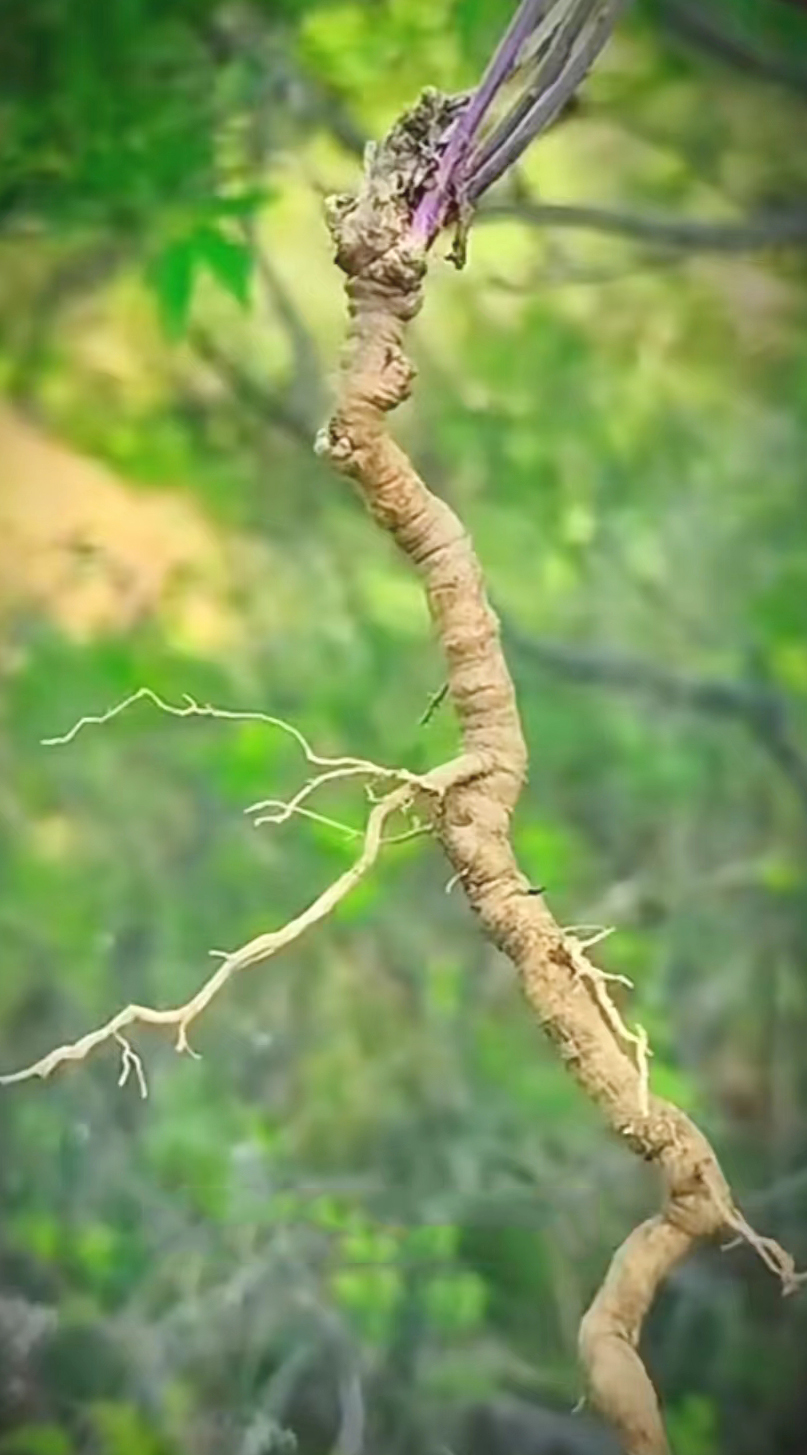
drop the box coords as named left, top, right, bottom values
left=2, top=2, right=807, bottom=1451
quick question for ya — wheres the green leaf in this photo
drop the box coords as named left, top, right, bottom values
left=194, top=226, right=252, bottom=308
left=148, top=238, right=197, bottom=338
left=147, top=223, right=252, bottom=334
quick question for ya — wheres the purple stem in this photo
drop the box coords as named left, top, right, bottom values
left=466, top=0, right=599, bottom=179
left=467, top=0, right=628, bottom=201
left=410, top=0, right=554, bottom=246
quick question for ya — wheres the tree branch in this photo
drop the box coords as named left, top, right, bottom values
left=314, top=94, right=802, bottom=1455
left=190, top=324, right=315, bottom=447
left=503, top=624, right=807, bottom=812
left=479, top=196, right=807, bottom=251
left=241, top=220, right=327, bottom=422
left=656, top=0, right=807, bottom=97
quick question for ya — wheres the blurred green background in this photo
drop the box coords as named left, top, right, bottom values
left=1, top=2, right=807, bottom=1451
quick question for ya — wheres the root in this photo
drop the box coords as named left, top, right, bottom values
left=1, top=783, right=415, bottom=1090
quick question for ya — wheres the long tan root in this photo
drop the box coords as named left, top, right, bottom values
left=313, top=91, right=802, bottom=1455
